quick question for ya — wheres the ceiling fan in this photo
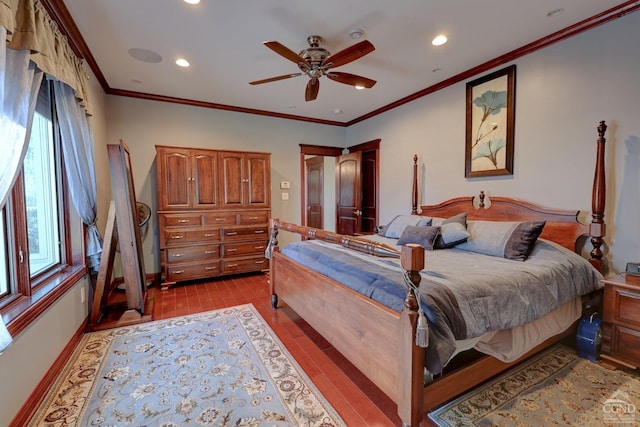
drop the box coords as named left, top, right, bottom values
left=249, top=35, right=376, bottom=102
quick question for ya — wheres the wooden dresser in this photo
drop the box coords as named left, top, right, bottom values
left=156, top=146, right=271, bottom=290
left=601, top=273, right=640, bottom=368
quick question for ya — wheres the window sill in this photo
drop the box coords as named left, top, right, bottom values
left=1, top=265, right=87, bottom=337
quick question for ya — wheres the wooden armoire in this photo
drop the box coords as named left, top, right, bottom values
left=156, top=146, right=271, bottom=290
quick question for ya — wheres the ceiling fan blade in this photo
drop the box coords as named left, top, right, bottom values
left=322, top=40, right=375, bottom=68
left=305, top=79, right=319, bottom=101
left=249, top=73, right=303, bottom=85
left=327, top=72, right=376, bottom=88
left=264, top=41, right=310, bottom=67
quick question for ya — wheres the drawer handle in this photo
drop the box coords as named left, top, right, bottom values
left=204, top=250, right=217, bottom=254
left=173, top=253, right=184, bottom=257
left=227, top=263, right=238, bottom=268
left=177, top=219, right=190, bottom=223
left=205, top=266, right=217, bottom=270
left=227, top=248, right=237, bottom=253
left=226, top=231, right=238, bottom=236
left=247, top=216, right=259, bottom=220
left=254, top=245, right=265, bottom=250
left=170, top=235, right=184, bottom=239
left=204, top=233, right=217, bottom=237
left=215, top=218, right=226, bottom=221
left=173, top=270, right=184, bottom=274
left=618, top=290, right=640, bottom=300
left=254, top=260, right=265, bottom=264
left=253, top=230, right=265, bottom=234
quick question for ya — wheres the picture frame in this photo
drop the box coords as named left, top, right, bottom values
left=465, top=65, right=516, bottom=178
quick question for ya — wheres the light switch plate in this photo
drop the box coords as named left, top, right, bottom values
left=280, top=181, right=290, bottom=189
left=281, top=192, right=289, bottom=200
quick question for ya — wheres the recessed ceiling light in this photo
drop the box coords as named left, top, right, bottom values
left=128, top=48, right=162, bottom=63
left=432, top=35, right=447, bottom=46
left=354, top=85, right=365, bottom=90
left=184, top=0, right=200, bottom=4
left=333, top=108, right=343, bottom=114
left=176, top=58, right=190, bottom=67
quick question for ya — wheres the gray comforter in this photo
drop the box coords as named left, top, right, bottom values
left=281, top=237, right=603, bottom=373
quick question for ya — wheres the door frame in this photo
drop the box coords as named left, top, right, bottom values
left=299, top=139, right=380, bottom=229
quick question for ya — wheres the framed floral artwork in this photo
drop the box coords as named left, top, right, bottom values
left=465, top=65, right=516, bottom=178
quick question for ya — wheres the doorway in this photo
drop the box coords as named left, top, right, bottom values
left=300, top=139, right=380, bottom=235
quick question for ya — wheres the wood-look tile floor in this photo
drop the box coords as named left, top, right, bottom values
left=149, top=272, right=437, bottom=427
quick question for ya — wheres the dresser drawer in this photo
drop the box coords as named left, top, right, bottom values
left=203, top=212, right=238, bottom=226
left=161, top=213, right=203, bottom=228
left=222, top=241, right=268, bottom=257
left=166, top=261, right=221, bottom=282
left=166, top=244, right=220, bottom=263
left=604, top=285, right=640, bottom=328
left=164, top=228, right=220, bottom=246
left=222, top=226, right=268, bottom=241
left=238, top=211, right=269, bottom=225
left=609, top=324, right=640, bottom=365
left=222, top=257, right=268, bottom=274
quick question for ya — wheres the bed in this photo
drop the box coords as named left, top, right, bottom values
left=266, top=121, right=608, bottom=426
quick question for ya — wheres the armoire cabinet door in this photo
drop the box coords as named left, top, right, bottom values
left=219, top=151, right=245, bottom=208
left=157, top=147, right=191, bottom=210
left=245, top=153, right=271, bottom=208
left=191, top=149, right=218, bottom=209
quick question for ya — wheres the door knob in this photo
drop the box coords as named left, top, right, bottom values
left=353, top=210, right=362, bottom=216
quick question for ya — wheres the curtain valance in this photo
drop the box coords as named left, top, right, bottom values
left=1, top=0, right=91, bottom=113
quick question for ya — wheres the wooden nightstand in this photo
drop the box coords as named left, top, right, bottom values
left=601, top=273, right=640, bottom=368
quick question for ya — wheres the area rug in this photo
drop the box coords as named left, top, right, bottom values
left=30, top=304, right=345, bottom=426
left=429, top=344, right=640, bottom=426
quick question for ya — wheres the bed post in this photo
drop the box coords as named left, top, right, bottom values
left=411, top=154, right=418, bottom=214
left=398, top=244, right=425, bottom=427
left=589, top=121, right=607, bottom=271
left=267, top=218, right=280, bottom=308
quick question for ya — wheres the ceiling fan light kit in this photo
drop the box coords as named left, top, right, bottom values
left=250, top=35, right=376, bottom=101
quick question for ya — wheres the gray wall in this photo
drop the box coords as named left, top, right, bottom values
left=347, top=11, right=640, bottom=274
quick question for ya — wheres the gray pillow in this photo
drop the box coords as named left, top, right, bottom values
left=378, top=215, right=432, bottom=238
left=433, top=213, right=470, bottom=249
left=397, top=225, right=441, bottom=250
left=456, top=220, right=546, bottom=260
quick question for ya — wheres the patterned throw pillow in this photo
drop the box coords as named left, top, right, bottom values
left=456, top=220, right=546, bottom=260
left=397, top=225, right=441, bottom=250
left=432, top=213, right=470, bottom=249
left=378, top=215, right=432, bottom=239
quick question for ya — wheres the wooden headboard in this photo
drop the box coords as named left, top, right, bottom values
left=412, top=121, right=608, bottom=271
left=419, top=193, right=588, bottom=253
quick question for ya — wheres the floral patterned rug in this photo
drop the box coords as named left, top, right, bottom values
left=30, top=304, right=345, bottom=426
left=429, top=344, right=640, bottom=426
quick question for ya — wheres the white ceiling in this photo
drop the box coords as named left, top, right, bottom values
left=62, top=0, right=628, bottom=124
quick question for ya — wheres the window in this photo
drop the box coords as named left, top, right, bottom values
left=0, top=78, right=85, bottom=333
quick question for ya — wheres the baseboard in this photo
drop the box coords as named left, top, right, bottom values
left=9, top=318, right=88, bottom=427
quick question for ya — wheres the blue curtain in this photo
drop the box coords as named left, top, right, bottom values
left=0, top=24, right=43, bottom=353
left=53, top=80, right=103, bottom=274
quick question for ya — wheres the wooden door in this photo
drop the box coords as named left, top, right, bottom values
left=156, top=146, right=191, bottom=210
left=192, top=149, right=218, bottom=209
left=336, top=152, right=361, bottom=235
left=245, top=153, right=271, bottom=208
left=219, top=151, right=244, bottom=208
left=360, top=150, right=377, bottom=233
left=305, top=156, right=324, bottom=228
